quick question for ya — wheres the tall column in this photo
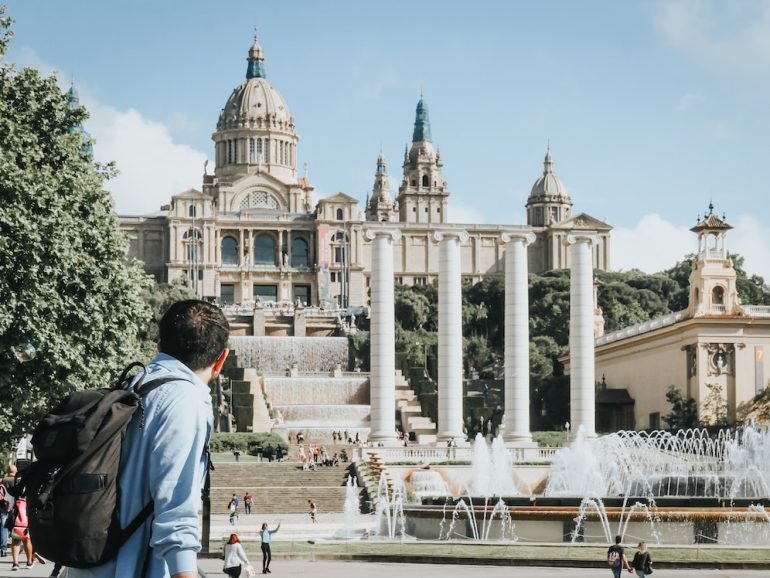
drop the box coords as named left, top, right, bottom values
left=434, top=230, right=468, bottom=442
left=365, top=228, right=401, bottom=444
left=501, top=232, right=536, bottom=445
left=565, top=232, right=598, bottom=441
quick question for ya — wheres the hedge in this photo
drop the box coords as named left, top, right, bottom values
left=209, top=432, right=288, bottom=455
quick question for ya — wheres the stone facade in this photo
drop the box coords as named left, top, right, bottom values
left=120, top=38, right=612, bottom=307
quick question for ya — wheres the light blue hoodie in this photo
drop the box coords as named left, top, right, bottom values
left=68, top=353, right=213, bottom=578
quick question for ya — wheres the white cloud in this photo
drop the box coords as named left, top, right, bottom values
left=612, top=214, right=694, bottom=273
left=12, top=46, right=209, bottom=216
left=655, top=0, right=770, bottom=75
left=613, top=213, right=770, bottom=282
left=82, top=96, right=209, bottom=215
left=677, top=92, right=705, bottom=112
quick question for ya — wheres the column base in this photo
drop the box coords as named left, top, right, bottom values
left=503, top=436, right=538, bottom=449
left=436, top=433, right=467, bottom=444
left=367, top=434, right=401, bottom=448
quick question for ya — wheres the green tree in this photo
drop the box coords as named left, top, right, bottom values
left=662, top=385, right=699, bottom=430
left=138, top=277, right=197, bottom=360
left=0, top=9, right=151, bottom=444
left=394, top=283, right=430, bottom=331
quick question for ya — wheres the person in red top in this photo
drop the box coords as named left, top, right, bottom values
left=10, top=495, right=34, bottom=570
left=244, top=492, right=254, bottom=515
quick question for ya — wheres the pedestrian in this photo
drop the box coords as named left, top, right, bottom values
left=66, top=299, right=229, bottom=577
left=233, top=448, right=241, bottom=462
left=260, top=521, right=280, bottom=574
left=222, top=533, right=251, bottom=578
left=607, top=534, right=633, bottom=578
left=0, top=464, right=16, bottom=557
left=228, top=495, right=239, bottom=526
left=244, top=492, right=253, bottom=515
left=631, top=542, right=653, bottom=577
left=9, top=495, right=34, bottom=570
left=308, top=500, right=317, bottom=523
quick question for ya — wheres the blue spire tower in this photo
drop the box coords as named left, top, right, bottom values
left=246, top=34, right=266, bottom=79
left=397, top=95, right=449, bottom=223
left=66, top=83, right=93, bottom=154
left=412, top=98, right=432, bottom=142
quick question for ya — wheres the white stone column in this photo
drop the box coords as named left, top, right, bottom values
left=565, top=232, right=598, bottom=441
left=501, top=231, right=536, bottom=445
left=434, top=230, right=468, bottom=442
left=365, top=228, right=401, bottom=445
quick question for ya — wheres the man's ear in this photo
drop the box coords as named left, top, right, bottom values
left=211, top=348, right=229, bottom=377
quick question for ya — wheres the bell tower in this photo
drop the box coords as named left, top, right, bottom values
left=687, top=203, right=742, bottom=318
left=396, top=97, right=449, bottom=223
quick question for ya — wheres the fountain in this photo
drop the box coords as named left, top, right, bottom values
left=374, top=472, right=408, bottom=540
left=337, top=476, right=362, bottom=539
left=397, top=424, right=770, bottom=544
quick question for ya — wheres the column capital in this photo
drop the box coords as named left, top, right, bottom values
left=364, top=227, right=401, bottom=242
left=501, top=231, right=536, bottom=246
left=432, top=229, right=469, bottom=243
left=563, top=231, right=598, bottom=246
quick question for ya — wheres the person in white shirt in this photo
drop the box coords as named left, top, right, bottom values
left=223, top=533, right=250, bottom=578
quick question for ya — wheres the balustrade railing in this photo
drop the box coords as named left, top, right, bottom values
left=352, top=445, right=559, bottom=464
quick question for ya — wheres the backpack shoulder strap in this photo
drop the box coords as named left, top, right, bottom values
left=134, top=376, right=192, bottom=397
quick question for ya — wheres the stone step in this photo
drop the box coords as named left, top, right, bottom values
left=416, top=434, right=437, bottom=445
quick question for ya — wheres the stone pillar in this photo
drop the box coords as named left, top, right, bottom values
left=501, top=231, right=536, bottom=445
left=434, top=230, right=468, bottom=442
left=565, top=232, right=598, bottom=441
left=365, top=228, right=401, bottom=445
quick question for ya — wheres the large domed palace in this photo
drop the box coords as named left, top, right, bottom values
left=120, top=37, right=612, bottom=308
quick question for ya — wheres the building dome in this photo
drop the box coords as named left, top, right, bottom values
left=528, top=147, right=570, bottom=202
left=216, top=39, right=295, bottom=133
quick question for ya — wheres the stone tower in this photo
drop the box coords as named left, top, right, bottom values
left=526, top=146, right=572, bottom=226
left=687, top=204, right=742, bottom=318
left=365, top=152, right=398, bottom=222
left=396, top=98, right=449, bottom=223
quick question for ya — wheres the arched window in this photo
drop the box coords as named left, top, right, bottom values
left=712, top=286, right=725, bottom=305
left=336, top=208, right=344, bottom=221
left=249, top=138, right=255, bottom=164
left=422, top=174, right=430, bottom=187
left=411, top=179, right=416, bottom=186
left=221, top=236, right=238, bottom=265
left=254, top=234, right=277, bottom=265
left=256, top=138, right=263, bottom=164
left=188, top=205, right=197, bottom=218
left=183, top=229, right=202, bottom=263
left=291, top=237, right=310, bottom=267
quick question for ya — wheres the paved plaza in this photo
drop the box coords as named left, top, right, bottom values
left=0, top=554, right=766, bottom=577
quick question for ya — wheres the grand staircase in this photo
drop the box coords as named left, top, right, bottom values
left=210, top=461, right=360, bottom=515
left=395, top=370, right=437, bottom=444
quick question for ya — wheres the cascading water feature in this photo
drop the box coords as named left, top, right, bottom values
left=228, top=336, right=349, bottom=373
left=409, top=468, right=450, bottom=499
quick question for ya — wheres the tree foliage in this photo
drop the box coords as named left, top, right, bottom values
left=662, top=385, right=699, bottom=430
left=0, top=11, right=151, bottom=445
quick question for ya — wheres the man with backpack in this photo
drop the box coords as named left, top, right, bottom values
left=63, top=299, right=229, bottom=578
left=607, top=534, right=633, bottom=578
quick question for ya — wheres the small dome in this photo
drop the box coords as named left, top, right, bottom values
left=529, top=147, right=570, bottom=201
left=217, top=41, right=294, bottom=132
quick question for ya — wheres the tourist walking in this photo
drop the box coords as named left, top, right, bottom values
left=260, top=521, right=280, bottom=574
left=244, top=492, right=253, bottom=515
left=223, top=533, right=252, bottom=578
left=631, top=542, right=653, bottom=577
left=308, top=499, right=317, bottom=523
left=65, top=299, right=230, bottom=578
left=9, top=495, right=34, bottom=570
left=606, top=535, right=632, bottom=578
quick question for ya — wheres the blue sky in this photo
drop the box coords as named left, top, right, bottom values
left=5, top=0, right=770, bottom=280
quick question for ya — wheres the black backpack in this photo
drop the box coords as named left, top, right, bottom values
left=20, top=362, right=182, bottom=568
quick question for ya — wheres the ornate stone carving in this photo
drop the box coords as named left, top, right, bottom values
left=701, top=343, right=735, bottom=376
